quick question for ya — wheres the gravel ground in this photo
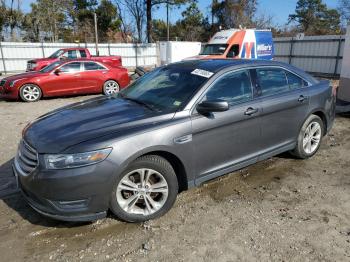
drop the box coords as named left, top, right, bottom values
left=0, top=91, right=349, bottom=262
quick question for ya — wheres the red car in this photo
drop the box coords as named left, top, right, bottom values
left=26, top=48, right=123, bottom=72
left=0, top=59, right=130, bottom=102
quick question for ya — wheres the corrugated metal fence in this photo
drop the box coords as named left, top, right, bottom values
left=0, top=42, right=158, bottom=74
left=0, top=35, right=346, bottom=76
left=273, top=35, right=345, bottom=78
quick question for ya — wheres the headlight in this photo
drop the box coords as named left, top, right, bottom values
left=10, top=78, right=26, bottom=87
left=44, top=148, right=112, bottom=169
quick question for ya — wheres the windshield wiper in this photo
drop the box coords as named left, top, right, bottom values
left=119, top=93, right=158, bottom=112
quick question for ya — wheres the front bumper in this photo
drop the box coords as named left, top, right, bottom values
left=13, top=154, right=117, bottom=222
left=0, top=86, right=18, bottom=100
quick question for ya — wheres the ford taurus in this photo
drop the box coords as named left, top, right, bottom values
left=13, top=59, right=336, bottom=222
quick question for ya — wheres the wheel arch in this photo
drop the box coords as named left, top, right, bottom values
left=309, top=109, right=328, bottom=135
left=18, top=83, right=44, bottom=98
left=120, top=149, right=189, bottom=193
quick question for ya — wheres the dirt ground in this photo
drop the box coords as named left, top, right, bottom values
left=0, top=91, right=349, bottom=262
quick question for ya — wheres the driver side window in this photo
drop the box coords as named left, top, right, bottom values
left=204, top=70, right=253, bottom=105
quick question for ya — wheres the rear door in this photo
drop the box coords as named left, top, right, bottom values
left=191, top=69, right=262, bottom=182
left=253, top=67, right=310, bottom=156
left=42, top=62, right=83, bottom=95
left=80, top=61, right=108, bottom=92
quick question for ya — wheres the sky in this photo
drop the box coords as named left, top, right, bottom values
left=21, top=0, right=340, bottom=27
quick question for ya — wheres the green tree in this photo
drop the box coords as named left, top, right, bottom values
left=289, top=0, right=341, bottom=35
left=175, top=1, right=205, bottom=41
left=151, top=19, right=168, bottom=41
left=72, top=0, right=98, bottom=42
left=145, top=0, right=192, bottom=43
left=95, top=0, right=121, bottom=42
left=211, top=0, right=258, bottom=30
left=22, top=0, right=73, bottom=42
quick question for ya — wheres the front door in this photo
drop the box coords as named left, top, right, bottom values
left=43, top=62, right=83, bottom=96
left=191, top=69, right=262, bottom=183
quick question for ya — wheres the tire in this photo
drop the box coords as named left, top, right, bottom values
left=110, top=155, right=179, bottom=222
left=291, top=114, right=324, bottom=159
left=103, top=80, right=120, bottom=96
left=19, top=84, right=42, bottom=102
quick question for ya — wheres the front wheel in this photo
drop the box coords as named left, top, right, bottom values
left=103, top=80, right=120, bottom=96
left=110, top=155, right=178, bottom=222
left=291, top=114, right=324, bottom=159
left=19, top=84, right=42, bottom=102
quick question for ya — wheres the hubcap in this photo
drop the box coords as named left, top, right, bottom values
left=116, top=168, right=169, bottom=216
left=303, top=121, right=321, bottom=154
left=22, top=85, right=40, bottom=101
left=104, top=81, right=119, bottom=95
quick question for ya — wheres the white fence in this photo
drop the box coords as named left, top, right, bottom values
left=0, top=42, right=158, bottom=73
left=273, top=35, right=345, bottom=77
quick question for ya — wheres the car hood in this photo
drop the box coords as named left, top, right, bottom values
left=24, top=96, right=170, bottom=153
left=29, top=58, right=56, bottom=63
left=4, top=71, right=45, bottom=81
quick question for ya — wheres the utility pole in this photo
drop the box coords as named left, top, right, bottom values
left=94, top=12, right=99, bottom=56
left=166, top=1, right=169, bottom=41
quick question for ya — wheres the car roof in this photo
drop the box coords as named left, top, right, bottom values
left=167, top=59, right=317, bottom=84
left=61, top=48, right=86, bottom=51
left=60, top=58, right=109, bottom=66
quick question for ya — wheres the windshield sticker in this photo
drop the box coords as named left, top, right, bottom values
left=173, top=101, right=181, bottom=106
left=191, top=69, right=214, bottom=78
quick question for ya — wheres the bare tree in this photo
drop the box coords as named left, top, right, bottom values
left=115, top=0, right=145, bottom=43
left=114, top=1, right=134, bottom=43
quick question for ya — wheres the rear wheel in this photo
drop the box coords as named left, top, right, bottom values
left=291, top=114, right=324, bottom=159
left=103, top=80, right=119, bottom=96
left=110, top=155, right=178, bottom=222
left=19, top=84, right=42, bottom=102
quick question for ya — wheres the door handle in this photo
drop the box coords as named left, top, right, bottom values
left=298, top=95, right=308, bottom=102
left=73, top=74, right=81, bottom=77
left=244, top=107, right=259, bottom=116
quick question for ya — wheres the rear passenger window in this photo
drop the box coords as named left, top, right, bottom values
left=286, top=71, right=307, bottom=89
left=84, top=62, right=105, bottom=71
left=256, top=68, right=289, bottom=96
left=204, top=70, right=252, bottom=104
left=286, top=71, right=303, bottom=89
left=66, top=50, right=77, bottom=59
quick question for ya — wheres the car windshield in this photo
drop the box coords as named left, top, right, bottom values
left=118, top=66, right=211, bottom=113
left=48, top=49, right=64, bottom=58
left=40, top=61, right=63, bottom=73
left=200, top=44, right=228, bottom=55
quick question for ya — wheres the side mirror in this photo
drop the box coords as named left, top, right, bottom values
left=196, top=100, right=229, bottom=114
left=54, top=68, right=61, bottom=75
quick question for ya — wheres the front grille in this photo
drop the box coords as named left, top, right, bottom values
left=15, top=140, right=38, bottom=176
left=0, top=80, right=5, bottom=86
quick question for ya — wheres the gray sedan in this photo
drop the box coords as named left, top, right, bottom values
left=14, top=59, right=336, bottom=222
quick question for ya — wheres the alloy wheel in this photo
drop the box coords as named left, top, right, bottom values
left=116, top=168, right=169, bottom=216
left=303, top=121, right=322, bottom=154
left=104, top=80, right=119, bottom=95
left=22, top=85, right=41, bottom=101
